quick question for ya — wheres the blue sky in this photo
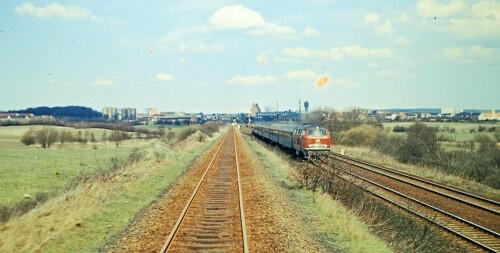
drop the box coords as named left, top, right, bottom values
left=1, top=0, right=499, bottom=113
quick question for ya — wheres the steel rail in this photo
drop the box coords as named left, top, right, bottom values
left=317, top=161, right=499, bottom=252
left=332, top=153, right=500, bottom=208
left=234, top=130, right=249, bottom=253
left=159, top=134, right=228, bottom=253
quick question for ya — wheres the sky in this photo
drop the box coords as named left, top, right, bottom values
left=1, top=0, right=499, bottom=114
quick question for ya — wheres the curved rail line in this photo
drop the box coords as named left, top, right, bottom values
left=159, top=129, right=248, bottom=253
left=326, top=154, right=500, bottom=252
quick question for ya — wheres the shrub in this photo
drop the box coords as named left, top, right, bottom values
left=176, top=125, right=200, bottom=142
left=373, top=129, right=404, bottom=156
left=127, top=147, right=144, bottom=164
left=156, top=125, right=166, bottom=138
left=398, top=123, right=438, bottom=164
left=166, top=131, right=176, bottom=142
left=338, top=124, right=377, bottom=147
left=393, top=125, right=406, bottom=132
left=21, top=128, right=37, bottom=145
left=201, top=121, right=223, bottom=137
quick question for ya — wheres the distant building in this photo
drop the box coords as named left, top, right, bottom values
left=250, top=103, right=261, bottom=117
left=385, top=113, right=397, bottom=121
left=478, top=110, right=499, bottom=121
left=0, top=113, right=34, bottom=121
left=441, top=108, right=462, bottom=115
left=102, top=107, right=118, bottom=120
left=121, top=108, right=137, bottom=121
left=145, top=108, right=157, bottom=116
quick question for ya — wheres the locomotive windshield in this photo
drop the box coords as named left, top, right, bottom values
left=307, top=129, right=328, bottom=137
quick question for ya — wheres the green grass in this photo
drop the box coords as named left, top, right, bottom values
left=40, top=132, right=218, bottom=252
left=383, top=122, right=497, bottom=142
left=0, top=126, right=132, bottom=206
left=0, top=126, right=223, bottom=252
left=134, top=124, right=183, bottom=131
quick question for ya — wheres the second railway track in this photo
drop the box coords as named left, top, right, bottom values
left=160, top=129, right=248, bottom=253
left=329, top=153, right=500, bottom=252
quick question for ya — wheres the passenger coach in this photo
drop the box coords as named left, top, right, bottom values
left=251, top=122, right=331, bottom=159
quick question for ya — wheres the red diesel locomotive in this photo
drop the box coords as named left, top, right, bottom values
left=251, top=123, right=331, bottom=158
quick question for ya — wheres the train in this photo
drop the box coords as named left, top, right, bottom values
left=251, top=122, right=331, bottom=159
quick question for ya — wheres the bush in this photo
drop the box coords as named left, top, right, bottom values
left=398, top=123, right=438, bottom=164
left=127, top=147, right=144, bottom=164
left=339, top=124, right=377, bottom=147
left=393, top=125, right=406, bottom=132
left=21, top=128, right=37, bottom=145
left=176, top=125, right=200, bottom=142
left=373, top=129, right=404, bottom=156
left=166, top=131, right=175, bottom=142
left=201, top=121, right=223, bottom=137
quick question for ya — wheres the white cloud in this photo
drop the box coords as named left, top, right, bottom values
left=285, top=70, right=320, bottom=80
left=374, top=20, right=393, bottom=35
left=441, top=47, right=464, bottom=58
left=226, top=70, right=360, bottom=89
left=398, top=14, right=410, bottom=23
left=331, top=78, right=360, bottom=88
left=304, top=26, right=320, bottom=37
left=416, top=0, right=467, bottom=18
left=156, top=73, right=175, bottom=82
left=94, top=78, right=114, bottom=86
left=158, top=26, right=210, bottom=44
left=363, top=13, right=380, bottom=25
left=441, top=45, right=497, bottom=59
left=376, top=70, right=397, bottom=77
left=447, top=1, right=500, bottom=38
left=177, top=43, right=223, bottom=53
left=274, top=45, right=393, bottom=63
left=417, top=0, right=500, bottom=38
left=394, top=36, right=410, bottom=46
left=468, top=45, right=494, bottom=58
left=209, top=5, right=296, bottom=38
left=226, top=75, right=277, bottom=85
left=15, top=2, right=100, bottom=22
left=337, top=45, right=394, bottom=58
left=362, top=13, right=393, bottom=36
left=282, top=47, right=340, bottom=60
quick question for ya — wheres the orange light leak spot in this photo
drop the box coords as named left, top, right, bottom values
left=315, top=75, right=330, bottom=89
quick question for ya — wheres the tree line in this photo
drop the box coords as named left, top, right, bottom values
left=336, top=122, right=499, bottom=189
left=21, top=127, right=132, bottom=148
left=7, top=106, right=103, bottom=119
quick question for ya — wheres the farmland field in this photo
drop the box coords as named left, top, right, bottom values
left=0, top=126, right=134, bottom=205
left=382, top=122, right=498, bottom=142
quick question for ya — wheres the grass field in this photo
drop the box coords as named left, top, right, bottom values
left=383, top=122, right=498, bottom=142
left=134, top=124, right=183, bottom=131
left=0, top=126, right=134, bottom=205
left=0, top=125, right=222, bottom=252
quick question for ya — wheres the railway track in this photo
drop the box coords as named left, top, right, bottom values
left=329, top=153, right=500, bottom=252
left=160, top=129, right=249, bottom=253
